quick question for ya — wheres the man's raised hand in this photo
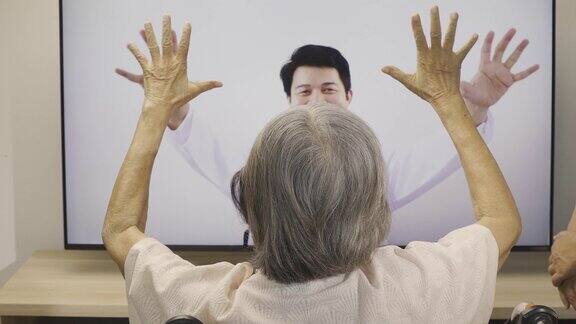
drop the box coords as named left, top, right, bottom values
left=461, top=29, right=539, bottom=120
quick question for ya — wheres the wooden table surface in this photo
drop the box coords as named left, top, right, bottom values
left=0, top=250, right=574, bottom=319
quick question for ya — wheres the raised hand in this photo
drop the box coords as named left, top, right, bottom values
left=382, top=6, right=478, bottom=111
left=125, top=16, right=221, bottom=113
left=116, top=29, right=178, bottom=88
left=461, top=29, right=539, bottom=124
left=117, top=29, right=191, bottom=129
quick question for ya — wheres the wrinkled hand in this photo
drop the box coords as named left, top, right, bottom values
left=117, top=28, right=192, bottom=129
left=116, top=29, right=178, bottom=88
left=461, top=29, right=539, bottom=125
left=382, top=6, right=478, bottom=110
left=126, top=15, right=221, bottom=112
left=548, top=230, right=576, bottom=287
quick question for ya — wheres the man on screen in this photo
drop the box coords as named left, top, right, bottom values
left=116, top=28, right=538, bottom=217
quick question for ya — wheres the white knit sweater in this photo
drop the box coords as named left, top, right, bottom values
left=125, top=224, right=498, bottom=324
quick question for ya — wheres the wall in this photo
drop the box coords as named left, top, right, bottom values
left=0, top=0, right=63, bottom=287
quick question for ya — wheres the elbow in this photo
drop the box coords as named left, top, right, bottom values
left=509, top=211, right=523, bottom=244
left=101, top=214, right=121, bottom=250
left=500, top=203, right=522, bottom=245
left=101, top=223, right=115, bottom=250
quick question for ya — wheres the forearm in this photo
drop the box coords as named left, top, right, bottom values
left=435, top=96, right=521, bottom=243
left=103, top=101, right=171, bottom=238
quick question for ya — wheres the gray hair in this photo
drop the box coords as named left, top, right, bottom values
left=231, top=103, right=390, bottom=283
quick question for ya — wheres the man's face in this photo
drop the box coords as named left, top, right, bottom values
left=289, top=66, right=352, bottom=109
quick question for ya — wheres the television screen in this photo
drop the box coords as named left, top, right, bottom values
left=62, top=0, right=553, bottom=248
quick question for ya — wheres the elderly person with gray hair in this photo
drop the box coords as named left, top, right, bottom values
left=103, top=7, right=522, bottom=324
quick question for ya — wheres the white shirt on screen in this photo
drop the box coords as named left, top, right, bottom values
left=168, top=109, right=494, bottom=211
left=124, top=223, right=499, bottom=324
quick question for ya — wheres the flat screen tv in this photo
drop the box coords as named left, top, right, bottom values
left=61, top=0, right=554, bottom=250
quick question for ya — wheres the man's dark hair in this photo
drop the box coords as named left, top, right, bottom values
left=279, top=45, right=351, bottom=97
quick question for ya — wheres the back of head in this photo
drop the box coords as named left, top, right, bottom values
left=232, top=103, right=390, bottom=284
